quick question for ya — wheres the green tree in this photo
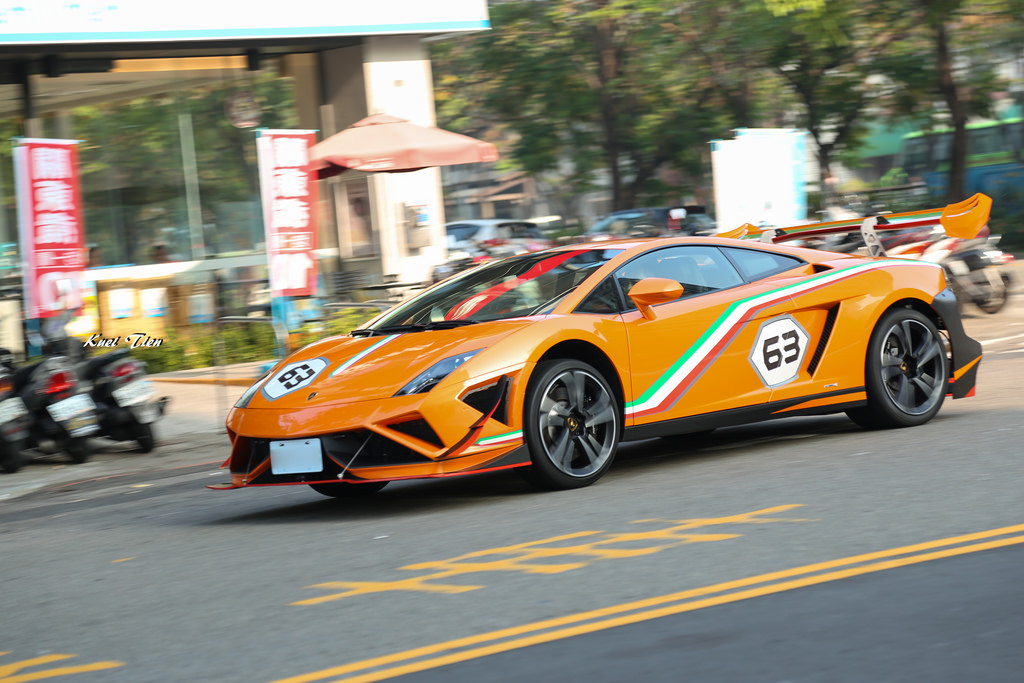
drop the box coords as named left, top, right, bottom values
left=871, top=0, right=1008, bottom=202
left=432, top=0, right=739, bottom=211
left=756, top=0, right=881, bottom=201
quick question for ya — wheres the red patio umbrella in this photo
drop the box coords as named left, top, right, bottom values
left=309, top=113, right=499, bottom=180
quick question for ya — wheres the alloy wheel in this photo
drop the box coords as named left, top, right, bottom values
left=535, top=368, right=618, bottom=477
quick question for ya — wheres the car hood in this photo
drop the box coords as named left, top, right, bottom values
left=244, top=319, right=536, bottom=409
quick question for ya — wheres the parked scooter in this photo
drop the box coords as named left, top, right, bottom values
left=0, top=349, right=31, bottom=473
left=75, top=346, right=168, bottom=452
left=901, top=228, right=1014, bottom=314
left=6, top=346, right=100, bottom=464
left=822, top=221, right=1014, bottom=315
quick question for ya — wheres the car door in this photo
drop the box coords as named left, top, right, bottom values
left=614, top=245, right=804, bottom=427
left=719, top=246, right=869, bottom=413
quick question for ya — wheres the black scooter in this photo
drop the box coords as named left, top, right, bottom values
left=75, top=347, right=168, bottom=452
left=939, top=234, right=1013, bottom=314
left=0, top=349, right=31, bottom=473
left=8, top=348, right=99, bottom=464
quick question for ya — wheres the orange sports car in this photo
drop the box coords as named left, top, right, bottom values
left=213, top=195, right=989, bottom=497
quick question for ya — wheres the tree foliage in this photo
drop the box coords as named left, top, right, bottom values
left=432, top=0, right=753, bottom=212
left=432, top=0, right=1024, bottom=220
left=868, top=0, right=1010, bottom=201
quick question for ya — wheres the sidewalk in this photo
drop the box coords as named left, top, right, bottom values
left=148, top=359, right=274, bottom=386
left=0, top=362, right=268, bottom=502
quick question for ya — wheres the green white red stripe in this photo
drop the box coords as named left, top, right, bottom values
left=625, top=260, right=939, bottom=419
left=475, top=430, right=523, bottom=447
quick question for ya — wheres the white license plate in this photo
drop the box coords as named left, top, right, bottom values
left=48, top=393, right=97, bottom=423
left=270, top=438, right=323, bottom=475
left=112, top=380, right=156, bottom=407
left=0, top=396, right=27, bottom=424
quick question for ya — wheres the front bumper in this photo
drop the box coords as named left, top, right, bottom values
left=217, top=371, right=530, bottom=489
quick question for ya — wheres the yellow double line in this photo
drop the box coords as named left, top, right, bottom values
left=275, top=523, right=1024, bottom=683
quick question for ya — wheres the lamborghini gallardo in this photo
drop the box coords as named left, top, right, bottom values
left=212, top=195, right=989, bottom=496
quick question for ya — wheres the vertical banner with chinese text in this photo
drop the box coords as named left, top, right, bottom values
left=13, top=138, right=86, bottom=319
left=256, top=130, right=319, bottom=297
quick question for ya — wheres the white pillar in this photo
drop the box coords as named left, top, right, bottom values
left=362, top=36, right=447, bottom=282
left=317, top=37, right=449, bottom=283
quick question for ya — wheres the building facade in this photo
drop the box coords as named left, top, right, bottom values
left=0, top=1, right=490, bottom=350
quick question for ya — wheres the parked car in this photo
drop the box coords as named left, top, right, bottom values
left=446, top=219, right=554, bottom=259
left=433, top=219, right=557, bottom=284
left=584, top=206, right=715, bottom=241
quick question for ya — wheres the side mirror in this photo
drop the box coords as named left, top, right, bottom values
left=628, top=277, right=683, bottom=320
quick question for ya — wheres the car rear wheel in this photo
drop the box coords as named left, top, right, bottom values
left=846, top=308, right=947, bottom=430
left=309, top=481, right=389, bottom=498
left=521, top=359, right=621, bottom=489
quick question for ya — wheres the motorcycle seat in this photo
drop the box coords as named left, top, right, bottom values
left=79, top=348, right=131, bottom=378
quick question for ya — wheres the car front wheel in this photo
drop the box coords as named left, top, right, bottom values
left=521, top=359, right=621, bottom=489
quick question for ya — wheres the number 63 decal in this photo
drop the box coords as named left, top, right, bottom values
left=261, top=358, right=330, bottom=400
left=749, top=315, right=810, bottom=388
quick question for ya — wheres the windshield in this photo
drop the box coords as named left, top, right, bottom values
left=364, top=249, right=623, bottom=332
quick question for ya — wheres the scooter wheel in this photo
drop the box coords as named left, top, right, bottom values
left=135, top=423, right=156, bottom=453
left=66, top=437, right=92, bottom=464
left=1, top=450, right=27, bottom=474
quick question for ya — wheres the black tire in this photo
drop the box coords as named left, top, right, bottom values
left=135, top=422, right=156, bottom=453
left=973, top=268, right=1008, bottom=314
left=846, top=308, right=948, bottom=430
left=66, top=436, right=92, bottom=464
left=520, top=359, right=621, bottom=490
left=309, top=481, right=389, bottom=498
left=1, top=446, right=27, bottom=474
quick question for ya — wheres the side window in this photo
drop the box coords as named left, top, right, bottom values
left=576, top=276, right=623, bottom=314
left=722, top=247, right=805, bottom=282
left=613, top=246, right=743, bottom=305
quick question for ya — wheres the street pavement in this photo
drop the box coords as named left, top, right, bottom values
left=0, top=360, right=270, bottom=502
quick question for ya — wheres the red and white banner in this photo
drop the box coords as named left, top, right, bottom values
left=256, top=130, right=319, bottom=297
left=13, top=138, right=87, bottom=319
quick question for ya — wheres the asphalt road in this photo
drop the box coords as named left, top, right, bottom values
left=1, top=285, right=1022, bottom=683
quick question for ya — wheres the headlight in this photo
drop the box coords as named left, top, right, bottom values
left=395, top=350, right=481, bottom=396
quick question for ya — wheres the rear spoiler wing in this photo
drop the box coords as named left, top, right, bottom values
left=720, top=193, right=992, bottom=257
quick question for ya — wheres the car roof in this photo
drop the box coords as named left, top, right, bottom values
left=552, top=234, right=850, bottom=263
left=446, top=219, right=538, bottom=228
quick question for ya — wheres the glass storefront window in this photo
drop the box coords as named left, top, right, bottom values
left=0, top=63, right=351, bottom=324
left=70, top=70, right=300, bottom=266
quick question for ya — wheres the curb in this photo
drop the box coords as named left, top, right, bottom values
left=150, top=376, right=258, bottom=387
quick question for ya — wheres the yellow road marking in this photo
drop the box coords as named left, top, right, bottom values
left=293, top=505, right=809, bottom=605
left=0, top=653, right=123, bottom=682
left=272, top=523, right=1024, bottom=683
